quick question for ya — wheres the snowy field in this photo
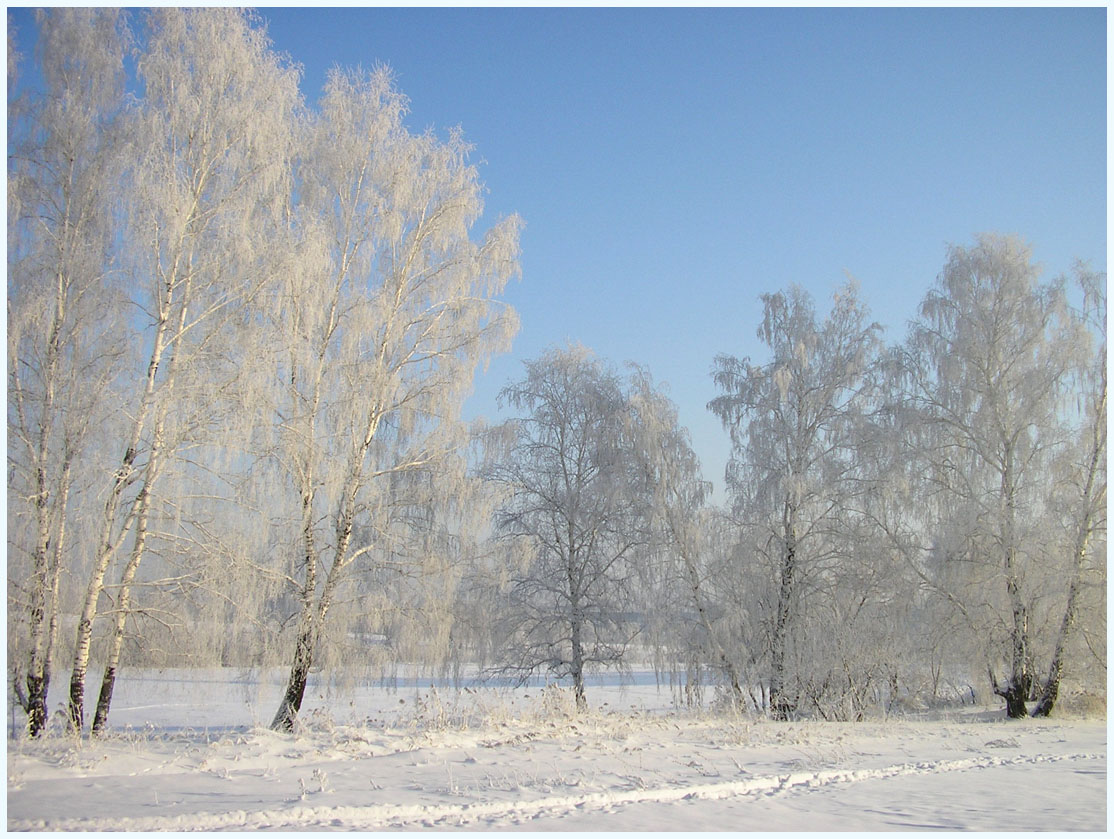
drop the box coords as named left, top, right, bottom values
left=7, top=668, right=1107, bottom=831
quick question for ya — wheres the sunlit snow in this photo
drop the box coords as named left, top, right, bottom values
left=8, top=668, right=1105, bottom=831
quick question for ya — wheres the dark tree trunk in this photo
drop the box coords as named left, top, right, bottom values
left=25, top=674, right=48, bottom=738
left=1032, top=584, right=1076, bottom=718
left=26, top=583, right=49, bottom=737
left=1031, top=676, right=1059, bottom=718
left=572, top=672, right=587, bottom=712
left=68, top=625, right=91, bottom=732
left=271, top=624, right=315, bottom=732
left=91, top=666, right=116, bottom=734
left=999, top=680, right=1030, bottom=719
left=1001, top=577, right=1032, bottom=719
left=1033, top=447, right=1099, bottom=719
left=992, top=664, right=1032, bottom=719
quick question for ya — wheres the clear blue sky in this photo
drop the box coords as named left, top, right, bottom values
left=10, top=7, right=1107, bottom=498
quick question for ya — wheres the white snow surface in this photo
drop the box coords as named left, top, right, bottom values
left=7, top=668, right=1107, bottom=832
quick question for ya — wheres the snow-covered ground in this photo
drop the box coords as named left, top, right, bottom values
left=7, top=669, right=1107, bottom=831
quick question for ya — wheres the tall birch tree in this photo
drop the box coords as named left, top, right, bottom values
left=60, top=8, right=301, bottom=733
left=266, top=66, right=520, bottom=732
left=7, top=8, right=130, bottom=737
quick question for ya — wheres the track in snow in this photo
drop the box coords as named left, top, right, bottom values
left=10, top=749, right=1102, bottom=832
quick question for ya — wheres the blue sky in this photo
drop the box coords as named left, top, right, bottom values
left=10, top=7, right=1107, bottom=499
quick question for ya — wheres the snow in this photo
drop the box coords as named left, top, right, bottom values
left=7, top=668, right=1106, bottom=831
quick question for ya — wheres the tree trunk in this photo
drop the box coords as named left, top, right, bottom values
left=69, top=451, right=143, bottom=732
left=17, top=328, right=75, bottom=738
left=26, top=494, right=52, bottom=737
left=998, top=677, right=1030, bottom=719
left=570, top=612, right=587, bottom=712
left=1032, top=526, right=1091, bottom=718
left=25, top=482, right=52, bottom=735
left=92, top=430, right=161, bottom=735
left=69, top=219, right=185, bottom=732
left=1033, top=399, right=1103, bottom=718
left=34, top=458, right=72, bottom=737
left=570, top=664, right=587, bottom=712
left=271, top=622, right=316, bottom=732
left=91, top=540, right=144, bottom=735
left=68, top=632, right=91, bottom=733
left=67, top=374, right=157, bottom=731
left=1031, top=652, right=1064, bottom=718
left=997, top=451, right=1031, bottom=720
left=769, top=511, right=797, bottom=721
left=22, top=268, right=67, bottom=738
left=25, top=675, right=47, bottom=739
left=272, top=534, right=319, bottom=732
left=568, top=573, right=588, bottom=712
left=272, top=468, right=365, bottom=731
left=998, top=565, right=1032, bottom=719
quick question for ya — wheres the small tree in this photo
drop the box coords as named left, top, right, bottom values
left=489, top=346, right=651, bottom=711
left=626, top=368, right=745, bottom=707
left=709, top=281, right=881, bottom=719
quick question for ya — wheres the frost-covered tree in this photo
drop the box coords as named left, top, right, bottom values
left=488, top=346, right=651, bottom=711
left=51, top=8, right=303, bottom=734
left=709, top=282, right=882, bottom=719
left=893, top=234, right=1088, bottom=718
left=626, top=369, right=745, bottom=707
left=264, top=66, right=520, bottom=732
left=1032, top=267, right=1106, bottom=717
left=7, top=9, right=519, bottom=736
left=7, top=8, right=130, bottom=737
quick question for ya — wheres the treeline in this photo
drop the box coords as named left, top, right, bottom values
left=7, top=9, right=1105, bottom=738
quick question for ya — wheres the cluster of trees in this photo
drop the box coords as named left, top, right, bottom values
left=477, top=236, right=1104, bottom=723
left=8, top=8, right=519, bottom=736
left=8, top=10, right=1104, bottom=738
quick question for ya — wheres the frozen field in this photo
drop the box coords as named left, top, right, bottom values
left=7, top=668, right=1107, bottom=831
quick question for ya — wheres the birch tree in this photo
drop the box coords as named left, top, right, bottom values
left=1032, top=267, right=1106, bottom=716
left=626, top=369, right=746, bottom=707
left=7, top=8, right=130, bottom=736
left=57, top=8, right=301, bottom=733
left=488, top=346, right=650, bottom=711
left=709, top=282, right=881, bottom=719
left=894, top=234, right=1085, bottom=718
left=266, top=66, right=520, bottom=732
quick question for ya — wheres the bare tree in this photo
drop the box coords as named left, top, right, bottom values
left=709, top=281, right=881, bottom=719
left=488, top=346, right=651, bottom=711
left=265, top=66, right=520, bottom=731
